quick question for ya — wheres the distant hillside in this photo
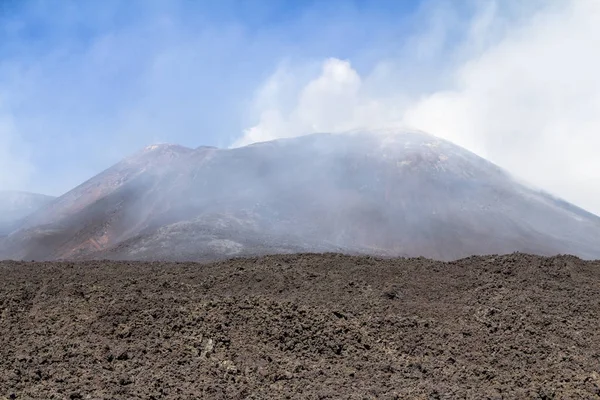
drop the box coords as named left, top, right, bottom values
left=0, top=191, right=55, bottom=236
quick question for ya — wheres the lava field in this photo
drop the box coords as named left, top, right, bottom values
left=1, top=253, right=600, bottom=399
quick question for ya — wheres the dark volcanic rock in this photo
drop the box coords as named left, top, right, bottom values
left=1, top=253, right=600, bottom=398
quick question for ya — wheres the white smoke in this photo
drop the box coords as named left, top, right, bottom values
left=235, top=0, right=600, bottom=215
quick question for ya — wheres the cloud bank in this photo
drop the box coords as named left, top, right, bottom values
left=237, top=0, right=600, bottom=215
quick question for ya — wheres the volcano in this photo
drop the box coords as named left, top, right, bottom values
left=1, top=130, right=599, bottom=261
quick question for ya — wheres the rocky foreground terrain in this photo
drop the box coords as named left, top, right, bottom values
left=1, top=253, right=600, bottom=399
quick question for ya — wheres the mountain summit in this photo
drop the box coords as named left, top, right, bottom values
left=2, top=130, right=599, bottom=261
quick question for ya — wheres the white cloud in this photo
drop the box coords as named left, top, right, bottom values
left=405, top=0, right=600, bottom=213
left=236, top=0, right=600, bottom=215
left=232, top=58, right=406, bottom=147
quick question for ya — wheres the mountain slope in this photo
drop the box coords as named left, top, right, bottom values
left=0, top=144, right=195, bottom=260
left=0, top=191, right=55, bottom=236
left=2, top=130, right=600, bottom=261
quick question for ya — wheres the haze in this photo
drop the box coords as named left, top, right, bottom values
left=1, top=0, right=599, bottom=215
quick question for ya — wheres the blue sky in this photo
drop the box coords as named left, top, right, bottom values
left=0, top=0, right=435, bottom=194
left=1, top=0, right=600, bottom=216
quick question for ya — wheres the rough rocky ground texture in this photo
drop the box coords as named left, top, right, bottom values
left=1, top=253, right=600, bottom=399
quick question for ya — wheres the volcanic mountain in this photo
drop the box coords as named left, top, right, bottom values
left=0, top=191, right=55, bottom=236
left=1, top=130, right=600, bottom=261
